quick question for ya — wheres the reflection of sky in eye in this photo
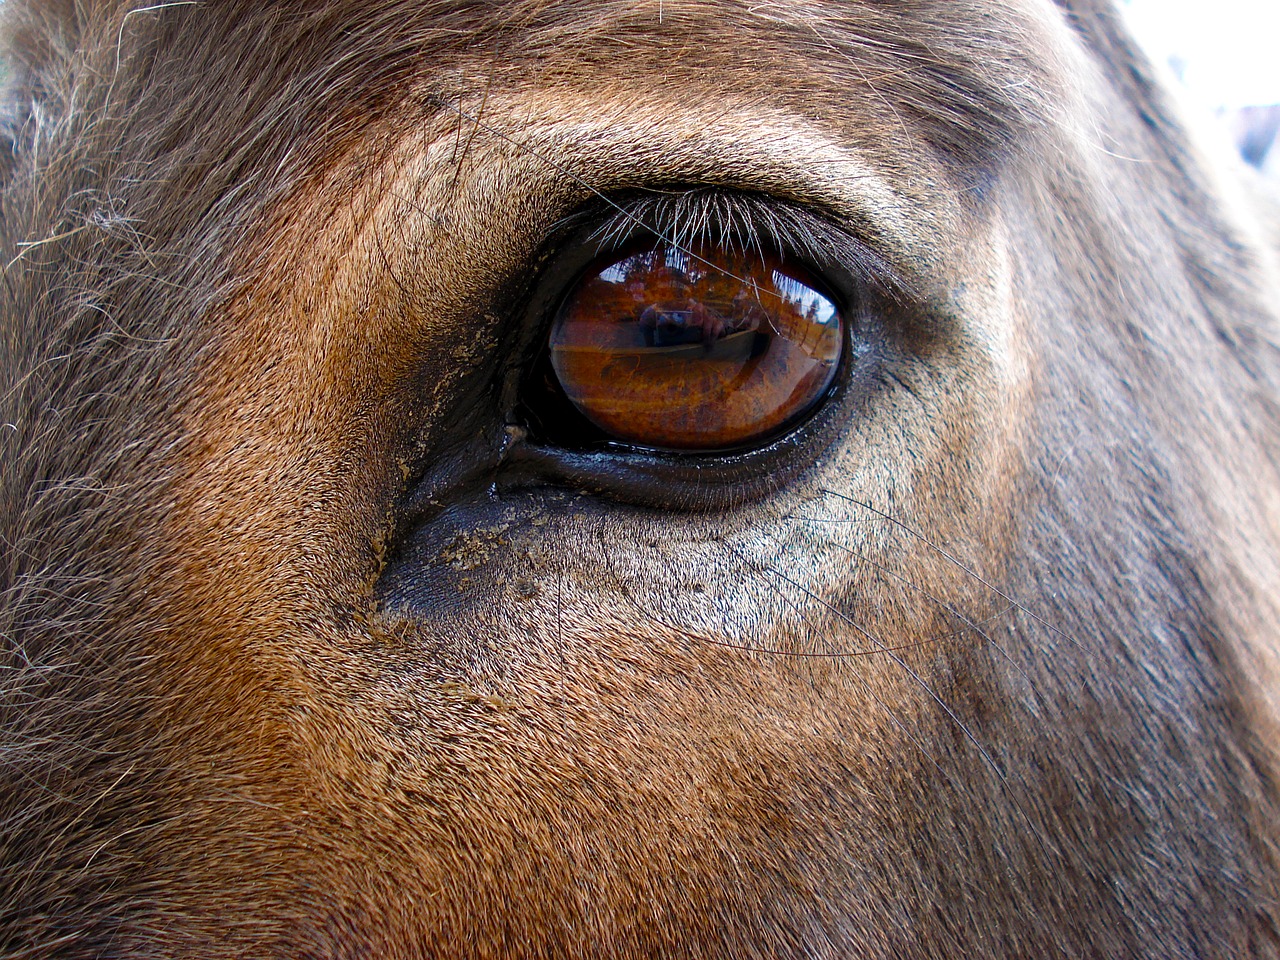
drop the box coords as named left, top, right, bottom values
left=596, top=249, right=838, bottom=325
left=773, top=272, right=837, bottom=326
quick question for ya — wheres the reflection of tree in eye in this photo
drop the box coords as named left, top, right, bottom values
left=767, top=273, right=840, bottom=360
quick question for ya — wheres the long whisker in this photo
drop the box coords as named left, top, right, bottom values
left=614, top=572, right=1003, bottom=660
left=613, top=578, right=977, bottom=811
left=817, top=536, right=1035, bottom=690
left=818, top=487, right=1092, bottom=657
left=718, top=539, right=1059, bottom=858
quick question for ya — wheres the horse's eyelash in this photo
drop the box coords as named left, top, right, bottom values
left=587, top=191, right=827, bottom=259
left=584, top=189, right=910, bottom=302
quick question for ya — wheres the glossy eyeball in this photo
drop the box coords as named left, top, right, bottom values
left=548, top=243, right=844, bottom=451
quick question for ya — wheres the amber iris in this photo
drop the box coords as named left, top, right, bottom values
left=548, top=243, right=843, bottom=451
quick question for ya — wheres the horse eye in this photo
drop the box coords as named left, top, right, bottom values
left=547, top=243, right=844, bottom=452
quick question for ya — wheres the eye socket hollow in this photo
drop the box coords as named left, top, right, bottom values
left=547, top=242, right=844, bottom=452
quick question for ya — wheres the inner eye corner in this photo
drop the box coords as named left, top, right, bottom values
left=518, top=234, right=850, bottom=459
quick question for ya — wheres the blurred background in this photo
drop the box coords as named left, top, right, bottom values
left=1121, top=0, right=1280, bottom=175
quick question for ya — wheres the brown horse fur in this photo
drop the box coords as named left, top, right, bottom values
left=1, top=0, right=1280, bottom=956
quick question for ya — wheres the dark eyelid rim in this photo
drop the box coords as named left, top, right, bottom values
left=393, top=186, right=907, bottom=523
left=505, top=317, right=883, bottom=511
left=505, top=186, right=895, bottom=468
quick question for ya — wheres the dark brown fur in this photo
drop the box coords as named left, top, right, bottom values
left=2, top=1, right=1279, bottom=957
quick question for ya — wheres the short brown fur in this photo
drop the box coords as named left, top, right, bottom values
left=2, top=1, right=1280, bottom=957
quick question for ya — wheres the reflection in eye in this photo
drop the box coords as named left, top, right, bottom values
left=549, top=243, right=844, bottom=451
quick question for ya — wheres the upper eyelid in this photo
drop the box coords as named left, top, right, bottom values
left=579, top=189, right=914, bottom=305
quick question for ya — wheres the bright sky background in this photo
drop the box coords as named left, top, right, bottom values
left=1122, top=0, right=1280, bottom=108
